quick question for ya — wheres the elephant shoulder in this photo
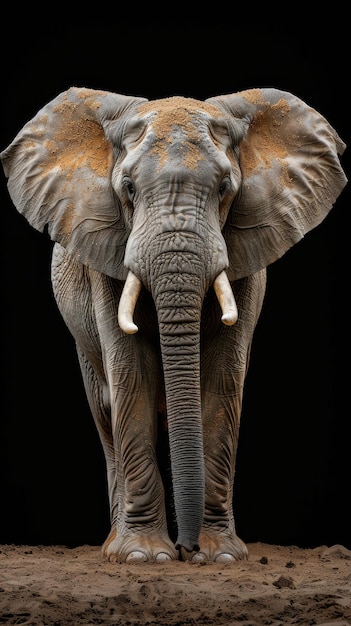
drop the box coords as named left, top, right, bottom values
left=51, top=242, right=91, bottom=291
left=52, top=241, right=68, bottom=263
left=52, top=242, right=86, bottom=273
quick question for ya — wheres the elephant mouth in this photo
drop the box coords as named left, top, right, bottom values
left=118, top=269, right=238, bottom=335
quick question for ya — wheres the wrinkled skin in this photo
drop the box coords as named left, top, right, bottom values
left=1, top=87, right=347, bottom=563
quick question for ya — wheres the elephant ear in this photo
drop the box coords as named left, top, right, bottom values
left=207, top=88, right=347, bottom=280
left=1, top=87, right=147, bottom=279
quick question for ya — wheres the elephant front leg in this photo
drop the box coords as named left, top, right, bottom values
left=102, top=386, right=178, bottom=563
left=180, top=273, right=266, bottom=563
left=180, top=390, right=248, bottom=563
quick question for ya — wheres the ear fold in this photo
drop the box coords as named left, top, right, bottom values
left=207, top=88, right=347, bottom=280
left=1, top=87, right=147, bottom=279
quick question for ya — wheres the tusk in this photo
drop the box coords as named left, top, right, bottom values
left=213, top=270, right=238, bottom=325
left=118, top=270, right=142, bottom=334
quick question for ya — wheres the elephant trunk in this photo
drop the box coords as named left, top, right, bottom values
left=154, top=277, right=205, bottom=552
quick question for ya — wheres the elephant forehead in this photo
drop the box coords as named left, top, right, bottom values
left=136, top=97, right=225, bottom=170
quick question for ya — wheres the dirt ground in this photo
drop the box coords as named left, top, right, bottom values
left=1, top=542, right=351, bottom=625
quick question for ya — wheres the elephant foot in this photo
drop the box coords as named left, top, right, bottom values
left=180, top=530, right=248, bottom=564
left=102, top=527, right=179, bottom=563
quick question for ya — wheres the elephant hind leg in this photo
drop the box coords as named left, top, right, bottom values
left=76, top=348, right=117, bottom=526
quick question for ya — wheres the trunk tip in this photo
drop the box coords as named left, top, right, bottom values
left=175, top=538, right=200, bottom=553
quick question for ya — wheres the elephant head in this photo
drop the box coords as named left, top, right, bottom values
left=1, top=87, right=346, bottom=552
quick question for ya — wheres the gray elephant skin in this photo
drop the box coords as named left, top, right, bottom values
left=1, top=87, right=347, bottom=564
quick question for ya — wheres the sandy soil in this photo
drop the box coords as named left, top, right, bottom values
left=1, top=543, right=351, bottom=625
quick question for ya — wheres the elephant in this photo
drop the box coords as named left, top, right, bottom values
left=1, top=86, right=347, bottom=564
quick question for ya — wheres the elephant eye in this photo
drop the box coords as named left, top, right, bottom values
left=218, top=177, right=230, bottom=200
left=127, top=182, right=135, bottom=200
left=123, top=177, right=135, bottom=201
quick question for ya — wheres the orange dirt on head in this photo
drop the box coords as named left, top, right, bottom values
left=137, top=97, right=224, bottom=171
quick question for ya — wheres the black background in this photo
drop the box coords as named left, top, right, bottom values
left=1, top=16, right=349, bottom=549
